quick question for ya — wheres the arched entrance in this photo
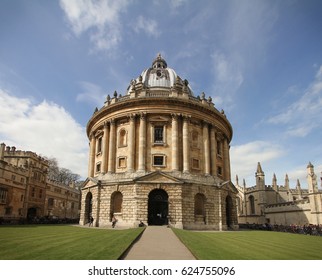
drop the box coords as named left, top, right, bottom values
left=110, top=191, right=123, bottom=221
left=27, top=207, right=37, bottom=221
left=84, top=192, right=93, bottom=224
left=148, top=189, right=169, bottom=225
left=226, top=195, right=233, bottom=228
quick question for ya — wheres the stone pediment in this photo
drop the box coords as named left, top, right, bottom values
left=82, top=177, right=101, bottom=189
left=134, top=171, right=183, bottom=184
left=219, top=180, right=238, bottom=194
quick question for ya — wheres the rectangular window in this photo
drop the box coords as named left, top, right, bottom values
left=5, top=207, right=12, bottom=215
left=0, top=188, right=8, bottom=204
left=192, top=158, right=200, bottom=169
left=48, top=198, right=54, bottom=207
left=217, top=166, right=222, bottom=176
left=153, top=155, right=165, bottom=166
left=118, top=157, right=126, bottom=168
left=154, top=126, right=164, bottom=143
left=96, top=162, right=101, bottom=173
left=31, top=187, right=35, bottom=197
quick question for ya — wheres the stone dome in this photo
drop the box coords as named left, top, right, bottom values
left=128, top=53, right=194, bottom=95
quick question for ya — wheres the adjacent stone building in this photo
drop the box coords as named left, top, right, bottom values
left=80, top=54, right=238, bottom=230
left=236, top=162, right=322, bottom=226
left=0, top=143, right=81, bottom=223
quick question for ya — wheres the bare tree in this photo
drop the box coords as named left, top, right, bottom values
left=46, top=157, right=80, bottom=185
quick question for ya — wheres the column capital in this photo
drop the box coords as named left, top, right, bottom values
left=216, top=132, right=224, bottom=141
left=202, top=121, right=210, bottom=127
left=127, top=113, right=136, bottom=121
left=89, top=131, right=95, bottom=140
left=171, top=113, right=179, bottom=120
left=210, top=125, right=218, bottom=133
left=182, top=114, right=191, bottom=122
left=139, top=112, right=147, bottom=120
left=103, top=121, right=109, bottom=128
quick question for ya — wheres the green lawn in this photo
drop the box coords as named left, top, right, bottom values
left=173, top=229, right=322, bottom=260
left=2, top=225, right=321, bottom=260
left=0, top=225, right=144, bottom=260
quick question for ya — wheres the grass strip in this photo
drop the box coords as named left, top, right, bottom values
left=172, top=229, right=322, bottom=260
left=0, top=225, right=144, bottom=260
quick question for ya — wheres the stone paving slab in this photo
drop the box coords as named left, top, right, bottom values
left=122, top=226, right=196, bottom=260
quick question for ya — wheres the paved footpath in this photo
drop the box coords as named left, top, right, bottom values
left=122, top=226, right=196, bottom=260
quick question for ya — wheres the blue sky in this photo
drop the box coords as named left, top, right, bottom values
left=1, top=0, right=322, bottom=187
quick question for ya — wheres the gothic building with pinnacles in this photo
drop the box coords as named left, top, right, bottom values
left=80, top=54, right=239, bottom=230
left=236, top=162, right=322, bottom=226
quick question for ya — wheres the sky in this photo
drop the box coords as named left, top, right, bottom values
left=1, top=0, right=322, bottom=188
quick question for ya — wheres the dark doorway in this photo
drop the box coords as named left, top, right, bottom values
left=226, top=195, right=233, bottom=228
left=85, top=192, right=93, bottom=224
left=148, top=189, right=169, bottom=225
left=27, top=207, right=37, bottom=221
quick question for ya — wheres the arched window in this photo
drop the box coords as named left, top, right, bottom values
left=194, top=193, right=206, bottom=216
left=217, top=140, right=222, bottom=156
left=85, top=192, right=93, bottom=223
left=249, top=195, right=255, bottom=214
left=226, top=195, right=233, bottom=227
left=191, top=130, right=199, bottom=148
left=119, top=129, right=127, bottom=147
left=111, top=191, right=123, bottom=213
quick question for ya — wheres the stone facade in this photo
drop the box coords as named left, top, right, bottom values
left=80, top=54, right=238, bottom=230
left=0, top=143, right=81, bottom=223
left=236, top=162, right=322, bottom=226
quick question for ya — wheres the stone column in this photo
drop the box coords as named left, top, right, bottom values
left=128, top=114, right=136, bottom=172
left=210, top=127, right=217, bottom=176
left=223, top=136, right=231, bottom=181
left=182, top=116, right=190, bottom=173
left=88, top=133, right=96, bottom=177
left=138, top=113, right=146, bottom=172
left=101, top=122, right=109, bottom=173
left=108, top=119, right=116, bottom=173
left=171, top=114, right=179, bottom=171
left=203, top=122, right=210, bottom=175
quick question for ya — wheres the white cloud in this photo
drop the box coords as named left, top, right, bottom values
left=0, top=89, right=88, bottom=178
left=59, top=0, right=130, bottom=51
left=230, top=140, right=284, bottom=185
left=211, top=51, right=244, bottom=106
left=267, top=65, right=322, bottom=137
left=210, top=1, right=278, bottom=108
left=133, top=15, right=161, bottom=38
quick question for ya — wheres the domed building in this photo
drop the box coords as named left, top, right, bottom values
left=80, top=54, right=238, bottom=230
